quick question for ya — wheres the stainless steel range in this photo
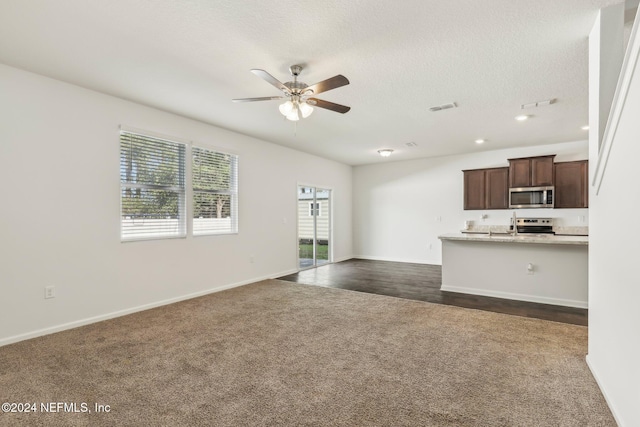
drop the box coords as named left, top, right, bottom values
left=510, top=217, right=554, bottom=234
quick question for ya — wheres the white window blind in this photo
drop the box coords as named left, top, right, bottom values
left=192, top=146, right=238, bottom=235
left=120, top=131, right=186, bottom=241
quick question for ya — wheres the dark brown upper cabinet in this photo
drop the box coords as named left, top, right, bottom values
left=508, top=155, right=555, bottom=187
left=463, top=167, right=508, bottom=210
left=554, top=160, right=588, bottom=208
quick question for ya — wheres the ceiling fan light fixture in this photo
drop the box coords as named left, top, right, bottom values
left=299, top=102, right=314, bottom=118
left=378, top=149, right=394, bottom=157
left=236, top=65, right=350, bottom=121
left=281, top=99, right=313, bottom=121
left=279, top=100, right=294, bottom=116
left=286, top=108, right=300, bottom=121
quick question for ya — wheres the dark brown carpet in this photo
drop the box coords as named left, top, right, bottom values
left=0, top=280, right=614, bottom=426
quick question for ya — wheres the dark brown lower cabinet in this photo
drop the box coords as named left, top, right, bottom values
left=554, top=160, right=588, bottom=208
left=463, top=167, right=508, bottom=210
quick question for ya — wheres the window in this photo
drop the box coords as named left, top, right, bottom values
left=309, top=202, right=320, bottom=216
left=120, top=129, right=239, bottom=241
left=120, top=131, right=186, bottom=241
left=192, top=146, right=238, bottom=235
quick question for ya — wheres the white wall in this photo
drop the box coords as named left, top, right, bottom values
left=595, top=3, right=626, bottom=147
left=0, top=64, right=353, bottom=345
left=353, top=142, right=589, bottom=264
left=587, top=5, right=640, bottom=426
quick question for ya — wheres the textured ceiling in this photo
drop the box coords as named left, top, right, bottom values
left=0, top=0, right=627, bottom=165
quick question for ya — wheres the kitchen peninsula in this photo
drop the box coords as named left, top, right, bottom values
left=438, top=232, right=588, bottom=308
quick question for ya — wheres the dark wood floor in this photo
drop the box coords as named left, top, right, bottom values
left=278, top=258, right=588, bottom=326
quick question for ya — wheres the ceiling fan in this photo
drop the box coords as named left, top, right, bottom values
left=232, top=65, right=350, bottom=121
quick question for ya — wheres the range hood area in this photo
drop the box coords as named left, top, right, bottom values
left=509, top=186, right=554, bottom=209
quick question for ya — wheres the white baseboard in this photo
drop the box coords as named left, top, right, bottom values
left=586, top=355, right=622, bottom=426
left=333, top=255, right=354, bottom=263
left=270, top=268, right=298, bottom=278
left=354, top=255, right=441, bottom=265
left=440, top=285, right=588, bottom=309
left=0, top=270, right=293, bottom=348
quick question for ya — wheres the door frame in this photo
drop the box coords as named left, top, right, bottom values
left=296, top=183, right=333, bottom=271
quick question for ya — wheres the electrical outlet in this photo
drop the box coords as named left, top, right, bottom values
left=44, top=286, right=56, bottom=299
left=249, top=255, right=255, bottom=264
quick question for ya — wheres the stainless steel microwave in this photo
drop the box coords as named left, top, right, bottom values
left=509, top=186, right=554, bottom=208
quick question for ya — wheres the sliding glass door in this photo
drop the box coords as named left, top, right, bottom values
left=298, top=186, right=331, bottom=270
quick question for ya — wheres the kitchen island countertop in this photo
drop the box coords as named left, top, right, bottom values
left=438, top=232, right=588, bottom=246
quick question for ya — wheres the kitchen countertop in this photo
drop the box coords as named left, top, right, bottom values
left=438, top=232, right=588, bottom=246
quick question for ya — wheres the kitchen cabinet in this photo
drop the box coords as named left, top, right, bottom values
left=554, top=160, right=588, bottom=208
left=485, top=168, right=509, bottom=209
left=508, top=155, right=555, bottom=187
left=463, top=169, right=485, bottom=210
left=463, top=167, right=508, bottom=210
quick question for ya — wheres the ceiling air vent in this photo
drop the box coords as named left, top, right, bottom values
left=429, top=102, right=457, bottom=112
left=406, top=142, right=418, bottom=147
left=521, top=98, right=556, bottom=109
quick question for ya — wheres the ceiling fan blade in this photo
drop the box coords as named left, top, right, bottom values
left=304, top=75, right=349, bottom=95
left=307, top=98, right=351, bottom=114
left=250, top=69, right=290, bottom=94
left=232, top=96, right=286, bottom=102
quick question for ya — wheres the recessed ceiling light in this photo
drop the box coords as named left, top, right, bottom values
left=515, top=114, right=530, bottom=121
left=378, top=149, right=394, bottom=157
left=475, top=139, right=485, bottom=144
left=581, top=125, right=589, bottom=130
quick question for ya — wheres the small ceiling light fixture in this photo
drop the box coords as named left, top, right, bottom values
left=581, top=125, right=589, bottom=130
left=475, top=139, right=485, bottom=144
left=378, top=149, right=394, bottom=157
left=515, top=114, right=530, bottom=121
